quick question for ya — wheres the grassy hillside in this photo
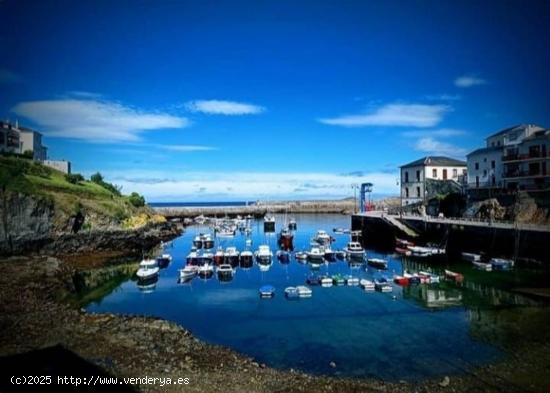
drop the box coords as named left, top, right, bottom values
left=0, top=156, right=164, bottom=230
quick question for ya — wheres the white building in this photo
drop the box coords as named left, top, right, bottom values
left=43, top=159, right=71, bottom=174
left=19, top=127, right=48, bottom=161
left=466, top=146, right=503, bottom=188
left=400, top=156, right=467, bottom=206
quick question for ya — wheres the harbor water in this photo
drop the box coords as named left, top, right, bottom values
left=84, top=214, right=550, bottom=381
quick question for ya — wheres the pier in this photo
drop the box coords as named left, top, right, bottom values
left=352, top=211, right=550, bottom=263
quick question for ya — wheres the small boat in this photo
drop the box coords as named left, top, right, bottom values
left=445, top=269, right=464, bottom=283
left=156, top=254, right=172, bottom=268
left=255, top=245, right=273, bottom=263
left=192, top=235, right=203, bottom=249
left=395, top=247, right=412, bottom=256
left=214, top=247, right=225, bottom=265
left=245, top=238, right=253, bottom=247
left=407, top=246, right=432, bottom=258
left=396, top=238, right=415, bottom=248
left=419, top=271, right=440, bottom=284
left=312, top=230, right=332, bottom=245
left=278, top=228, right=294, bottom=248
left=263, top=215, right=275, bottom=232
left=239, top=250, right=254, bottom=268
left=473, top=261, right=492, bottom=271
left=322, top=245, right=336, bottom=261
left=136, top=259, right=159, bottom=281
left=462, top=252, right=481, bottom=262
left=360, top=279, right=375, bottom=291
left=332, top=227, right=346, bottom=234
left=201, top=234, right=215, bottom=249
left=393, top=275, right=409, bottom=286
left=320, top=276, right=333, bottom=287
left=404, top=272, right=421, bottom=285
left=306, top=275, right=321, bottom=285
left=344, top=242, right=365, bottom=260
left=217, top=264, right=234, bottom=280
left=276, top=250, right=290, bottom=263
left=224, top=247, right=240, bottom=267
left=201, top=251, right=214, bottom=264
left=198, top=263, right=214, bottom=278
left=345, top=276, right=360, bottom=286
left=367, top=258, right=388, bottom=269
left=259, top=285, right=275, bottom=298
left=374, top=278, right=392, bottom=292
left=490, top=258, right=514, bottom=271
left=288, top=218, right=297, bottom=230
left=258, top=261, right=273, bottom=272
left=296, top=285, right=313, bottom=297
left=179, top=265, right=199, bottom=281
left=295, top=251, right=308, bottom=261
left=307, top=246, right=325, bottom=261
left=284, top=286, right=300, bottom=299
left=216, top=228, right=235, bottom=238
left=186, top=249, right=200, bottom=265
left=335, top=250, right=346, bottom=260
left=332, top=274, right=345, bottom=286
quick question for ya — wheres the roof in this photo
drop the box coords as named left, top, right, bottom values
left=466, top=146, right=503, bottom=157
left=523, top=129, right=550, bottom=141
left=485, top=124, right=544, bottom=140
left=400, top=156, right=466, bottom=168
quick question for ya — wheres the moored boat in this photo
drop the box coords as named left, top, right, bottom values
left=239, top=250, right=254, bottom=268
left=214, top=247, right=225, bottom=265
left=198, top=263, right=214, bottom=278
left=136, top=259, right=159, bottom=282
left=186, top=249, right=200, bottom=265
left=320, top=276, right=333, bottom=287
left=296, top=285, right=313, bottom=297
left=193, top=235, right=203, bottom=249
left=307, top=246, right=325, bottom=261
left=255, top=245, right=273, bottom=263
left=306, top=275, right=321, bottom=285
left=360, top=279, right=375, bottom=291
left=490, top=258, right=514, bottom=270
left=393, top=275, right=409, bottom=286
left=263, top=215, right=275, bottom=232
left=179, top=265, right=199, bottom=281
left=473, top=261, right=492, bottom=271
left=288, top=218, right=297, bottom=230
left=312, top=230, right=332, bottom=245
left=332, top=274, right=345, bottom=286
left=224, top=247, right=240, bottom=267
left=344, top=241, right=365, bottom=260
left=259, top=285, right=275, bottom=298
left=374, top=278, right=392, bottom=292
left=284, top=286, right=299, bottom=299
left=322, top=245, right=336, bottom=261
left=367, top=258, right=388, bottom=269
left=445, top=269, right=464, bottom=283
left=201, top=233, right=215, bottom=249
left=462, top=252, right=481, bottom=262
left=217, top=264, right=234, bottom=281
left=276, top=250, right=290, bottom=263
left=156, top=254, right=172, bottom=268
left=295, top=251, right=308, bottom=261
left=345, top=276, right=360, bottom=286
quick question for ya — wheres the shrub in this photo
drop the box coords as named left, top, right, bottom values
left=128, top=192, right=146, bottom=207
left=90, top=171, right=121, bottom=196
left=90, top=172, right=104, bottom=183
left=22, top=150, right=34, bottom=159
left=28, top=162, right=52, bottom=178
left=65, top=173, right=85, bottom=184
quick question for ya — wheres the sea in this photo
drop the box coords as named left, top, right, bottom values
left=149, top=201, right=253, bottom=208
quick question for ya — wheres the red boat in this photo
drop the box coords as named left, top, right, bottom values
left=444, top=269, right=464, bottom=283
left=393, top=275, right=409, bottom=285
left=395, top=247, right=412, bottom=256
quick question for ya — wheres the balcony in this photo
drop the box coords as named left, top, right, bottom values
left=502, top=152, right=549, bottom=162
left=503, top=169, right=550, bottom=179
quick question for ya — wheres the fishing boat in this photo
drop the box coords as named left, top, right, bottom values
left=198, top=263, right=214, bottom=278
left=307, top=246, right=325, bottom=261
left=213, top=247, right=225, bottom=265
left=239, top=250, right=254, bottom=268
left=344, top=242, right=365, bottom=260
left=201, top=233, right=215, bottom=249
left=156, top=254, right=172, bottom=268
left=444, top=269, right=464, bottom=283
left=217, top=264, right=234, bottom=280
left=360, top=279, right=375, bottom=291
left=322, top=245, right=336, bottom=261
left=259, top=285, right=275, bottom=298
left=278, top=228, right=294, bottom=249
left=276, top=250, right=291, bottom=263
left=374, top=278, right=393, bottom=292
left=288, top=218, right=297, bottom=230
left=186, top=249, right=200, bottom=265
left=255, top=245, right=273, bottom=263
left=490, top=258, right=514, bottom=271
left=224, top=247, right=240, bottom=267
left=192, top=235, right=203, bottom=249
left=201, top=251, right=214, bottom=264
left=332, top=274, right=345, bottom=286
left=306, top=275, right=321, bottom=285
left=296, top=285, right=313, bottom=297
left=320, top=276, right=333, bottom=287
left=284, top=286, right=300, bottom=299
left=462, top=252, right=481, bottom=262
left=335, top=250, right=346, bottom=260
left=216, top=227, right=236, bottom=238
left=345, top=276, right=360, bottom=286
left=136, top=259, right=159, bottom=281
left=263, top=215, right=275, bottom=232
left=473, top=261, right=492, bottom=271
left=367, top=258, right=388, bottom=269
left=295, top=251, right=308, bottom=261
left=179, top=265, right=199, bottom=281
left=312, top=230, right=332, bottom=245
left=393, top=275, right=409, bottom=286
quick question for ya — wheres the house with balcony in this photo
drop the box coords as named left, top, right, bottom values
left=0, top=121, right=22, bottom=155
left=400, top=156, right=467, bottom=206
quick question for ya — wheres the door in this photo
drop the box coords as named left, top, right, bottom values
left=442, top=169, right=448, bottom=180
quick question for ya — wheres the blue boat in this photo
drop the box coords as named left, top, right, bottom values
left=259, top=285, right=276, bottom=298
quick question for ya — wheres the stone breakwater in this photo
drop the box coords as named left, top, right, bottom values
left=2, top=254, right=549, bottom=392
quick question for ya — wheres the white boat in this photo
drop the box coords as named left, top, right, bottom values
left=198, top=264, right=214, bottom=278
left=285, top=286, right=299, bottom=299
left=258, top=261, right=273, bottom=271
left=472, top=261, right=492, bottom=271
left=255, top=245, right=273, bottom=262
left=344, top=242, right=365, bottom=259
left=322, top=245, right=336, bottom=261
left=179, top=265, right=199, bottom=280
left=136, top=259, right=159, bottom=281
left=307, top=246, right=325, bottom=261
left=201, top=233, right=215, bottom=249
left=462, top=252, right=481, bottom=262
left=217, top=264, right=234, bottom=277
left=259, top=285, right=275, bottom=298
left=419, top=271, right=440, bottom=283
left=320, top=276, right=333, bottom=287
left=295, top=251, right=308, bottom=261
left=296, top=285, right=313, bottom=297
left=407, top=246, right=432, bottom=257
left=186, top=249, right=200, bottom=265
left=374, top=278, right=393, bottom=292
left=224, top=247, right=240, bottom=266
left=263, top=215, right=275, bottom=232
left=345, top=276, right=360, bottom=286
left=216, top=228, right=235, bottom=238
left=367, top=258, right=388, bottom=269
left=313, top=230, right=331, bottom=245
left=360, top=279, right=375, bottom=291
left=288, top=218, right=297, bottom=230
left=192, top=235, right=203, bottom=249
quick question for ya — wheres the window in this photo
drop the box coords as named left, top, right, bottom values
left=497, top=141, right=501, bottom=146
left=405, top=188, right=409, bottom=198
left=475, top=162, right=479, bottom=170
left=463, top=169, right=467, bottom=175
left=432, top=168, right=437, bottom=178
left=416, top=187, right=421, bottom=197
left=416, top=170, right=420, bottom=181
left=491, top=160, right=495, bottom=169
left=404, top=171, right=409, bottom=183
left=0, top=131, right=4, bottom=145
left=483, top=157, right=487, bottom=162
left=483, top=169, right=487, bottom=177
left=452, top=168, right=458, bottom=178
left=492, top=175, right=496, bottom=186
left=476, top=176, right=479, bottom=188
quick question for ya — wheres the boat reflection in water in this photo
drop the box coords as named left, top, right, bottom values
left=137, top=277, right=158, bottom=294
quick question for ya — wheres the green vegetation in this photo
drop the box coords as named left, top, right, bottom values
left=0, top=155, right=164, bottom=229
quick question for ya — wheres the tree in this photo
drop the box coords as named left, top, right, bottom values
left=90, top=172, right=104, bottom=183
left=128, top=192, right=146, bottom=207
left=65, top=173, right=85, bottom=184
left=22, top=150, right=34, bottom=159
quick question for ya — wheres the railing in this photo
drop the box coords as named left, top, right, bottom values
left=503, top=169, right=550, bottom=178
left=502, top=152, right=549, bottom=162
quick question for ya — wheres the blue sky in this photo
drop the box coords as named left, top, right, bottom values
left=1, top=0, right=549, bottom=201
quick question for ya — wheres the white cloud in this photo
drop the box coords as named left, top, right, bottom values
left=158, top=144, right=217, bottom=152
left=318, top=103, right=450, bottom=128
left=0, top=68, right=22, bottom=84
left=454, top=75, right=487, bottom=88
left=185, top=100, right=265, bottom=115
left=100, top=170, right=399, bottom=201
left=414, top=137, right=466, bottom=157
left=12, top=98, right=189, bottom=142
left=401, top=128, right=467, bottom=138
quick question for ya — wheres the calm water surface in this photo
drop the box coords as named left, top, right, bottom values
left=85, top=214, right=550, bottom=381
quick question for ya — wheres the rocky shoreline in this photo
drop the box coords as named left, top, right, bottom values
left=1, top=253, right=550, bottom=392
